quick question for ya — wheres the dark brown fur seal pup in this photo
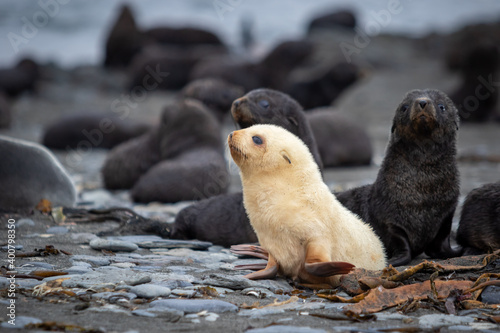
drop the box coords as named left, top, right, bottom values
left=103, top=5, right=143, bottom=69
left=145, top=27, right=225, bottom=47
left=190, top=40, right=313, bottom=92
left=0, top=91, right=11, bottom=129
left=306, top=107, right=372, bottom=167
left=285, top=62, right=361, bottom=109
left=0, top=58, right=39, bottom=98
left=181, top=78, right=244, bottom=122
left=336, top=89, right=462, bottom=266
left=457, top=182, right=500, bottom=254
left=449, top=42, right=499, bottom=122
left=229, top=124, right=386, bottom=287
left=307, top=9, right=357, bottom=33
left=102, top=99, right=228, bottom=203
left=171, top=89, right=322, bottom=246
left=42, top=113, right=151, bottom=150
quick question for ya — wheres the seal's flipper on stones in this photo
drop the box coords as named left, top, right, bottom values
left=425, top=212, right=464, bottom=259
left=388, top=231, right=412, bottom=266
left=304, top=261, right=354, bottom=277
left=230, top=244, right=269, bottom=259
left=243, top=255, right=278, bottom=280
left=234, top=263, right=267, bottom=271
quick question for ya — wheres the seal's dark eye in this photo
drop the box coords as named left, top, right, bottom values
left=258, top=100, right=269, bottom=109
left=438, top=104, right=445, bottom=111
left=252, top=136, right=263, bottom=145
left=401, top=105, right=409, bottom=112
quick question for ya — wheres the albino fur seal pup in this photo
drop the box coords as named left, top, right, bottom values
left=457, top=182, right=500, bottom=254
left=229, top=124, right=386, bottom=286
left=305, top=107, right=372, bottom=167
left=336, top=89, right=462, bottom=266
left=0, top=135, right=76, bottom=210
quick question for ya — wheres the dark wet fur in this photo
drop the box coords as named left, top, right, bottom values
left=457, top=182, right=500, bottom=254
left=336, top=89, right=462, bottom=266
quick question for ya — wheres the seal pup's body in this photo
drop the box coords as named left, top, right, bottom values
left=229, top=124, right=386, bottom=286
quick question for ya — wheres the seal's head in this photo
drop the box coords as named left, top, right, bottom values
left=391, top=89, right=459, bottom=142
left=228, top=124, right=316, bottom=176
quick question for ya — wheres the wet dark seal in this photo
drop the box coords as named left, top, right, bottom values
left=457, top=182, right=500, bottom=255
left=336, top=89, right=462, bottom=266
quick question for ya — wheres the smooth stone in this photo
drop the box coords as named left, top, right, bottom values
left=480, top=285, right=500, bottom=304
left=205, top=313, right=219, bottom=322
left=80, top=189, right=113, bottom=204
left=251, top=279, right=293, bottom=294
left=125, top=275, right=151, bottom=286
left=111, top=262, right=136, bottom=268
left=171, top=289, right=197, bottom=298
left=106, top=235, right=163, bottom=243
left=208, top=245, right=225, bottom=252
left=246, top=325, right=328, bottom=333
left=46, top=226, right=68, bottom=234
left=71, top=261, right=92, bottom=268
left=88, top=304, right=131, bottom=315
left=129, top=284, right=171, bottom=299
left=1, top=316, right=42, bottom=329
left=147, top=307, right=184, bottom=321
left=70, top=232, right=98, bottom=243
left=17, top=279, right=43, bottom=289
left=14, top=218, right=35, bottom=227
left=61, top=270, right=150, bottom=289
left=1, top=245, right=23, bottom=251
left=64, top=266, right=92, bottom=275
left=91, top=291, right=137, bottom=301
left=137, top=239, right=212, bottom=250
left=418, top=314, right=475, bottom=328
left=71, top=255, right=111, bottom=266
left=43, top=274, right=80, bottom=282
left=132, top=309, right=157, bottom=318
left=0, top=277, right=9, bottom=288
left=200, top=273, right=257, bottom=290
left=89, top=238, right=138, bottom=252
left=239, top=301, right=325, bottom=318
left=375, top=313, right=410, bottom=321
left=150, top=299, right=238, bottom=313
left=20, top=262, right=54, bottom=270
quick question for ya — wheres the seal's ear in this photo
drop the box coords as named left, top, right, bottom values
left=280, top=150, right=291, bottom=164
left=287, top=116, right=299, bottom=127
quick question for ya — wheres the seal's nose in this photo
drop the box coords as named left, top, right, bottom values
left=232, top=99, right=241, bottom=108
left=229, top=132, right=233, bottom=140
left=418, top=100, right=427, bottom=109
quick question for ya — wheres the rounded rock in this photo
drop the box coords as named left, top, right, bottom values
left=89, top=238, right=138, bottom=252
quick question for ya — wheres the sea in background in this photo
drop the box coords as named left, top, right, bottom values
left=1, top=0, right=500, bottom=68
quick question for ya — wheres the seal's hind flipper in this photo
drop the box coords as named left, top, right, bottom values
left=304, top=261, right=355, bottom=277
left=230, top=244, right=269, bottom=259
left=243, top=255, right=278, bottom=280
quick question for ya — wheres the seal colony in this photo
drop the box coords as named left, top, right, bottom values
left=229, top=124, right=386, bottom=287
left=336, top=89, right=462, bottom=266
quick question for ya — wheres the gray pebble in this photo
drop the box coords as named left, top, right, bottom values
left=171, top=289, right=197, bottom=298
left=147, top=307, right=184, bottom=321
left=71, top=261, right=92, bottom=268
left=137, top=239, right=213, bottom=250
left=89, top=238, right=138, bottom=252
left=132, top=309, right=157, bottom=318
left=201, top=273, right=257, bottom=290
left=70, top=232, right=97, bottom=244
left=20, top=262, right=54, bottom=270
left=91, top=291, right=137, bottom=301
left=418, top=314, right=475, bottom=328
left=239, top=301, right=324, bottom=318
left=1, top=245, right=23, bottom=251
left=71, top=255, right=111, bottom=266
left=0, top=315, right=42, bottom=329
left=0, top=277, right=9, bottom=289
left=46, top=226, right=69, bottom=234
left=246, top=325, right=328, bottom=333
left=150, top=299, right=238, bottom=313
left=125, top=275, right=151, bottom=286
left=480, top=285, right=500, bottom=304
left=14, top=218, right=35, bottom=228
left=16, top=279, right=43, bottom=289
left=129, top=284, right=171, bottom=298
left=60, top=270, right=150, bottom=289
left=106, top=235, right=163, bottom=243
left=64, top=266, right=92, bottom=275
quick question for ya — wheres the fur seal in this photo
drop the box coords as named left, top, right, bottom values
left=305, top=107, right=372, bottom=167
left=42, top=113, right=151, bottom=150
left=231, top=88, right=322, bottom=169
left=0, top=135, right=76, bottom=210
left=0, top=58, right=39, bottom=98
left=170, top=89, right=321, bottom=246
left=0, top=91, right=11, bottom=129
left=285, top=62, right=361, bottom=109
left=102, top=99, right=229, bottom=203
left=181, top=78, right=244, bottom=122
left=307, top=9, right=357, bottom=33
left=145, top=27, right=225, bottom=47
left=457, top=182, right=500, bottom=254
left=190, top=40, right=313, bottom=92
left=449, top=42, right=499, bottom=122
left=336, top=89, right=462, bottom=266
left=103, top=4, right=143, bottom=69
left=229, top=124, right=386, bottom=287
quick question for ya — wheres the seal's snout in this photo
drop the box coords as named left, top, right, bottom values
left=232, top=97, right=246, bottom=111
left=232, top=97, right=255, bottom=128
left=418, top=100, right=427, bottom=109
left=411, top=98, right=437, bottom=133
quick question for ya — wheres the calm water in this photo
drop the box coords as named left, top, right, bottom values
left=1, top=0, right=500, bottom=68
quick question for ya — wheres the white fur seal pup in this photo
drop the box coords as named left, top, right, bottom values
left=228, top=124, right=386, bottom=287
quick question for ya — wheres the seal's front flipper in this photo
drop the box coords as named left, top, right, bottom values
left=230, top=244, right=269, bottom=259
left=425, top=212, right=464, bottom=259
left=388, top=231, right=412, bottom=266
left=304, top=261, right=355, bottom=277
left=243, top=255, right=278, bottom=280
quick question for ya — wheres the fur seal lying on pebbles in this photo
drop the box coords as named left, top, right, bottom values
left=336, top=89, right=462, bottom=266
left=229, top=124, right=386, bottom=286
left=457, top=182, right=500, bottom=254
left=0, top=135, right=76, bottom=210
left=181, top=78, right=244, bottom=122
left=305, top=107, right=372, bottom=167
left=102, top=99, right=228, bottom=203
left=42, top=113, right=151, bottom=150
left=0, top=58, right=39, bottom=98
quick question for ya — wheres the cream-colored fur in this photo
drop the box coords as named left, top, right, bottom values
left=229, top=124, right=386, bottom=285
